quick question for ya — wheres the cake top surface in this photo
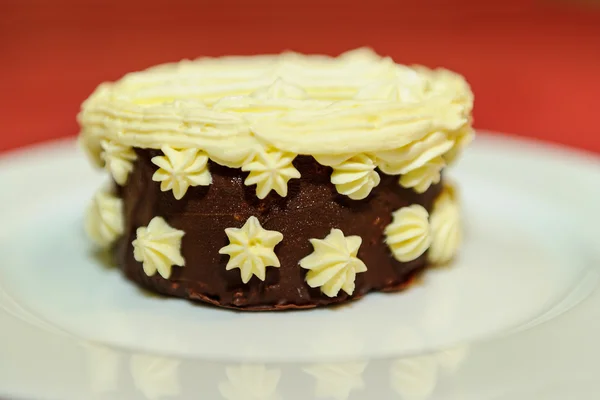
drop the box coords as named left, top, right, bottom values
left=78, top=48, right=473, bottom=168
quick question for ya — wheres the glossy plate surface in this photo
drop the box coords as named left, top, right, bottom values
left=1, top=132, right=599, bottom=399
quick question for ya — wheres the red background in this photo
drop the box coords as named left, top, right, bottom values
left=1, top=0, right=599, bottom=154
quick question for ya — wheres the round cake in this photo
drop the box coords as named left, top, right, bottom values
left=78, top=48, right=474, bottom=310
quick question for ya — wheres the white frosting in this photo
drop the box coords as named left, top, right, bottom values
left=330, top=154, right=381, bottom=200
left=398, top=156, right=445, bottom=193
left=428, top=184, right=462, bottom=264
left=219, top=364, right=281, bottom=400
left=384, top=205, right=431, bottom=262
left=78, top=48, right=473, bottom=170
left=241, top=148, right=301, bottom=199
left=444, top=125, right=475, bottom=165
left=78, top=134, right=104, bottom=168
left=84, top=186, right=124, bottom=247
left=151, top=146, right=211, bottom=200
left=299, top=228, right=367, bottom=297
left=219, top=216, right=284, bottom=283
left=100, top=140, right=137, bottom=186
left=132, top=217, right=185, bottom=279
left=250, top=78, right=309, bottom=100
left=376, top=131, right=454, bottom=175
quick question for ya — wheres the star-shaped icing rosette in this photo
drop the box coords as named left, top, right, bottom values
left=241, top=147, right=301, bottom=199
left=100, top=139, right=137, bottom=186
left=132, top=217, right=186, bottom=279
left=151, top=146, right=212, bottom=200
left=299, top=229, right=368, bottom=297
left=219, top=216, right=284, bottom=283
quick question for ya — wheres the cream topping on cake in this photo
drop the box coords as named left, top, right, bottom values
left=132, top=217, right=186, bottom=279
left=428, top=183, right=462, bottom=264
left=100, top=140, right=137, bottom=186
left=219, top=216, right=284, bottom=283
left=241, top=148, right=301, bottom=199
left=85, top=186, right=124, bottom=247
left=151, top=146, right=212, bottom=200
left=78, top=48, right=473, bottom=174
left=330, top=154, right=381, bottom=200
left=384, top=205, right=432, bottom=263
left=299, top=229, right=368, bottom=297
left=398, top=157, right=446, bottom=194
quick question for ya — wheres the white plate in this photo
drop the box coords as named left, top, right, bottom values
left=1, top=132, right=600, bottom=399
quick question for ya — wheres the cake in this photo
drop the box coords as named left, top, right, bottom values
left=78, top=48, right=474, bottom=310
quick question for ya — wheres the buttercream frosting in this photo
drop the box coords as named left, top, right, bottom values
left=376, top=131, right=453, bottom=176
left=428, top=184, right=462, bottom=264
left=398, top=156, right=445, bottom=193
left=330, top=154, right=381, bottom=200
left=384, top=204, right=431, bottom=262
left=100, top=140, right=137, bottom=186
left=299, top=229, right=367, bottom=297
left=241, top=148, right=301, bottom=199
left=219, top=216, right=284, bottom=283
left=151, top=146, right=212, bottom=200
left=78, top=48, right=473, bottom=176
left=444, top=125, right=475, bottom=165
left=132, top=217, right=185, bottom=279
left=84, top=186, right=124, bottom=247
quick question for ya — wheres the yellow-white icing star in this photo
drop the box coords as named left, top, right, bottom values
left=428, top=184, right=462, bottom=264
left=78, top=133, right=104, bottom=168
left=376, top=131, right=453, bottom=192
left=84, top=186, right=124, bottom=247
left=133, top=217, right=185, bottom=279
left=398, top=156, right=445, bottom=194
left=100, top=139, right=137, bottom=185
left=219, top=216, right=284, bottom=283
left=330, top=154, right=381, bottom=200
left=304, top=362, right=367, bottom=400
left=219, top=364, right=281, bottom=400
left=151, top=146, right=212, bottom=200
left=242, top=148, right=301, bottom=199
left=444, top=126, right=475, bottom=165
left=384, top=204, right=431, bottom=262
left=299, top=229, right=367, bottom=297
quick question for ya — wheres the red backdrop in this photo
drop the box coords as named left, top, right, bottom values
left=1, top=0, right=599, bottom=153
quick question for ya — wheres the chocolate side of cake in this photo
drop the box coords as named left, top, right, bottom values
left=113, top=150, right=443, bottom=310
left=79, top=48, right=473, bottom=311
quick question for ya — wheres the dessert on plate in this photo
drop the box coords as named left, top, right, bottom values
left=78, top=48, right=474, bottom=310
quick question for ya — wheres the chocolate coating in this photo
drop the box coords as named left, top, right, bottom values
left=114, top=150, right=442, bottom=310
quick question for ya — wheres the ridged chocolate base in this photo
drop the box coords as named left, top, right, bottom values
left=114, top=150, right=443, bottom=311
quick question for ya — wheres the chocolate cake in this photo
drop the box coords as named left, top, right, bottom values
left=79, top=48, right=474, bottom=310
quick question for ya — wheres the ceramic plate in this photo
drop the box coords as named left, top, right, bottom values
left=1, top=132, right=599, bottom=399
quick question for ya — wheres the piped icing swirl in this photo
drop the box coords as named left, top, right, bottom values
left=78, top=48, right=473, bottom=173
left=428, top=183, right=462, bottom=264
left=85, top=185, right=124, bottom=247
